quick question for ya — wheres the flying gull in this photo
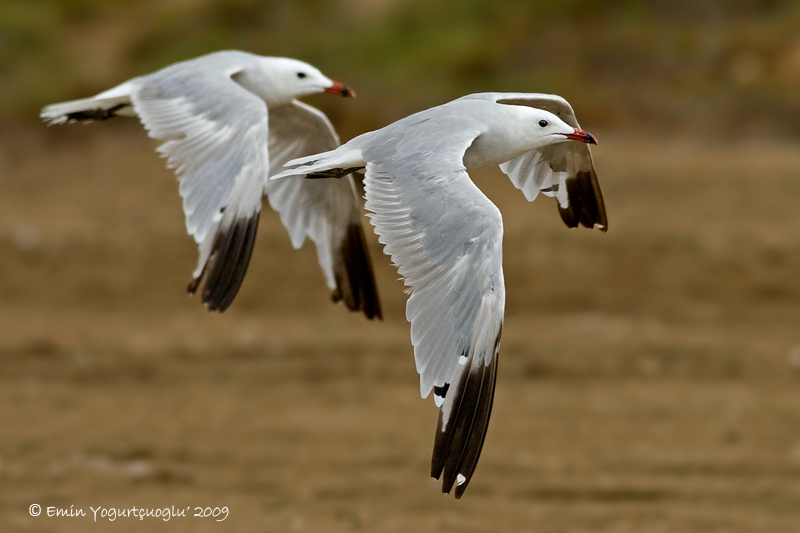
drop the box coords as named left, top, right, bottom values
left=273, top=92, right=607, bottom=497
left=41, top=50, right=381, bottom=318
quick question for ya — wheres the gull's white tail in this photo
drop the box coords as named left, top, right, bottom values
left=271, top=146, right=364, bottom=180
left=40, top=82, right=136, bottom=125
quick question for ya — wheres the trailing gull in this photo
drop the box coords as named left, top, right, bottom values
left=42, top=50, right=381, bottom=318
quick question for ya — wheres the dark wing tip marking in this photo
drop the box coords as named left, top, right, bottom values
left=433, top=383, right=450, bottom=401
left=496, top=97, right=566, bottom=121
left=558, top=169, right=609, bottom=232
left=331, top=221, right=383, bottom=320
left=430, top=340, right=500, bottom=499
left=187, top=213, right=260, bottom=312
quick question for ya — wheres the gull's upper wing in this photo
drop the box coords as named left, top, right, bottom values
left=495, top=94, right=608, bottom=231
left=130, top=60, right=267, bottom=311
left=361, top=115, right=505, bottom=497
left=265, top=100, right=381, bottom=319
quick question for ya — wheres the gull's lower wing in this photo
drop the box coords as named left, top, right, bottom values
left=266, top=100, right=382, bottom=319
left=361, top=116, right=505, bottom=496
left=131, top=56, right=269, bottom=311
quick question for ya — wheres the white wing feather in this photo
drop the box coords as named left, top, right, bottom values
left=266, top=101, right=357, bottom=288
left=130, top=64, right=267, bottom=276
left=360, top=119, right=504, bottom=496
left=265, top=101, right=381, bottom=318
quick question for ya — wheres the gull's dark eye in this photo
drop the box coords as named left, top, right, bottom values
left=297, top=72, right=307, bottom=79
left=538, top=119, right=548, bottom=127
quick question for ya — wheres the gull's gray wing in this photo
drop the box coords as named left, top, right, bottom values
left=361, top=116, right=505, bottom=498
left=130, top=58, right=267, bottom=311
left=266, top=100, right=381, bottom=319
left=494, top=93, right=608, bottom=231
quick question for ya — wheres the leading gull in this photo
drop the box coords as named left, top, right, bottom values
left=41, top=50, right=381, bottom=318
left=273, top=92, right=608, bottom=497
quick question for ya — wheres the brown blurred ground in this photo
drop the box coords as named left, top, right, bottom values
left=0, top=123, right=799, bottom=532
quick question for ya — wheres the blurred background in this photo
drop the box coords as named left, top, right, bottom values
left=1, top=1, right=800, bottom=532
left=5, top=0, right=800, bottom=137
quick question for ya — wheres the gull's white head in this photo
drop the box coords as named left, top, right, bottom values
left=464, top=105, right=597, bottom=170
left=522, top=108, right=597, bottom=147
left=240, top=57, right=354, bottom=105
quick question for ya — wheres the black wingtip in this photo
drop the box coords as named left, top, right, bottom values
left=332, top=221, right=383, bottom=320
left=186, top=276, right=201, bottom=295
left=430, top=345, right=500, bottom=499
left=187, top=213, right=260, bottom=312
left=558, top=169, right=609, bottom=232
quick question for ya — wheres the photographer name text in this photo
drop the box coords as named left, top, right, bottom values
left=28, top=503, right=228, bottom=522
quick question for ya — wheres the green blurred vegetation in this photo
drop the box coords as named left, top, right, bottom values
left=3, top=0, right=800, bottom=138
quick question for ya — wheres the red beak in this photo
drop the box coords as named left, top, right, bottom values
left=562, top=128, right=597, bottom=145
left=325, top=81, right=355, bottom=98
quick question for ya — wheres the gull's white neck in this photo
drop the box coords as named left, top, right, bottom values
left=234, top=61, right=292, bottom=107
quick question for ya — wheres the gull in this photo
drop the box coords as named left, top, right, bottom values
left=273, top=92, right=607, bottom=497
left=41, top=50, right=382, bottom=318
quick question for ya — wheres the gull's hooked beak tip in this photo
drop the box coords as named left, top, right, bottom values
left=563, top=128, right=597, bottom=145
left=325, top=81, right=355, bottom=98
